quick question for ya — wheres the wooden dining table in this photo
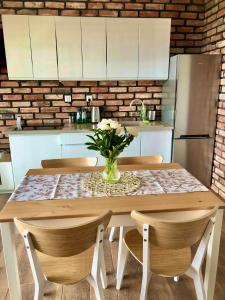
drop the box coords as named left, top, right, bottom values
left=0, top=163, right=224, bottom=300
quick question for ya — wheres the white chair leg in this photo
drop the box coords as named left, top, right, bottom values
left=116, top=240, right=129, bottom=290
left=109, top=227, right=117, bottom=242
left=174, top=276, right=179, bottom=282
left=88, top=274, right=105, bottom=300
left=140, top=271, right=151, bottom=300
left=100, top=252, right=107, bottom=289
left=193, top=272, right=206, bottom=300
left=34, top=281, right=46, bottom=300
left=116, top=226, right=127, bottom=282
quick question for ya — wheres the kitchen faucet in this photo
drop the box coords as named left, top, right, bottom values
left=130, top=99, right=147, bottom=122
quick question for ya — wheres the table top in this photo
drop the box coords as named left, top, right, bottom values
left=0, top=163, right=224, bottom=222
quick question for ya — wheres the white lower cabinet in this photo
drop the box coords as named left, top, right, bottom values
left=9, top=134, right=61, bottom=186
left=8, top=129, right=172, bottom=185
left=0, top=156, right=14, bottom=191
left=140, top=131, right=172, bottom=163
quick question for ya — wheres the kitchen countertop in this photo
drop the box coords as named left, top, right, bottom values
left=6, top=121, right=173, bottom=136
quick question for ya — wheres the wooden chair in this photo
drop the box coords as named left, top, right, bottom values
left=14, top=211, right=112, bottom=300
left=117, top=155, right=163, bottom=165
left=116, top=208, right=217, bottom=300
left=109, top=155, right=163, bottom=243
left=41, top=157, right=98, bottom=168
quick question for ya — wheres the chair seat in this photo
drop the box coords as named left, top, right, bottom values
left=37, top=246, right=94, bottom=285
left=124, top=229, right=192, bottom=277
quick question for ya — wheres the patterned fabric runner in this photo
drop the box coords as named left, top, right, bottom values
left=9, top=169, right=208, bottom=202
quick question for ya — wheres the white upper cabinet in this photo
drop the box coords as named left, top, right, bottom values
left=55, top=17, right=82, bottom=80
left=2, top=15, right=33, bottom=79
left=139, top=18, right=171, bottom=80
left=107, top=18, right=139, bottom=79
left=29, top=16, right=58, bottom=80
left=81, top=18, right=106, bottom=80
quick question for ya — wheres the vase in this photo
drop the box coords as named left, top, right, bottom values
left=102, top=158, right=121, bottom=184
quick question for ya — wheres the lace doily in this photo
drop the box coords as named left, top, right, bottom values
left=82, top=172, right=141, bottom=196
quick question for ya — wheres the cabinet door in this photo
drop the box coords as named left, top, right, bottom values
left=29, top=16, right=58, bottom=80
left=81, top=18, right=106, bottom=79
left=55, top=17, right=82, bottom=80
left=107, top=18, right=139, bottom=79
left=139, top=19, right=171, bottom=80
left=9, top=134, right=61, bottom=186
left=2, top=15, right=33, bottom=80
left=141, top=131, right=172, bottom=163
left=0, top=162, right=14, bottom=191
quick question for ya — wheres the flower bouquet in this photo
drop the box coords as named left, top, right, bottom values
left=86, top=119, right=137, bottom=183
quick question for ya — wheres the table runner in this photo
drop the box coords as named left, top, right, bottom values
left=9, top=169, right=208, bottom=202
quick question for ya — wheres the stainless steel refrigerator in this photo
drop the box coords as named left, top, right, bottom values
left=162, top=54, right=221, bottom=187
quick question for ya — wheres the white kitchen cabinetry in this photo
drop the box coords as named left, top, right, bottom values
left=2, top=15, right=33, bottom=80
left=139, top=19, right=171, bottom=79
left=140, top=131, right=172, bottom=163
left=9, top=134, right=61, bottom=186
left=55, top=17, right=82, bottom=80
left=107, top=18, right=139, bottom=79
left=0, top=155, right=14, bottom=191
left=81, top=18, right=106, bottom=79
left=29, top=16, right=58, bottom=80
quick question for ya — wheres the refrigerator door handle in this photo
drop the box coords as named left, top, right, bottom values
left=179, top=134, right=210, bottom=139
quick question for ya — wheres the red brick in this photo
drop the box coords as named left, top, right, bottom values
left=120, top=11, right=138, bottom=17
left=105, top=3, right=123, bottom=9
left=145, top=3, right=164, bottom=10
left=109, top=87, right=127, bottom=93
left=129, top=87, right=146, bottom=92
left=61, top=10, right=80, bottom=16
left=91, top=87, right=108, bottom=93
left=45, top=94, right=64, bottom=100
left=45, top=2, right=64, bottom=9
left=27, top=120, right=43, bottom=126
left=21, top=81, right=39, bottom=87
left=24, top=2, right=44, bottom=8
left=52, top=87, right=70, bottom=93
left=17, top=9, right=37, bottom=14
left=3, top=95, right=22, bottom=101
left=41, top=107, right=60, bottom=113
left=135, top=93, right=152, bottom=99
left=140, top=11, right=159, bottom=17
left=1, top=81, right=19, bottom=87
left=38, top=9, right=58, bottom=16
left=33, top=87, right=51, bottom=93
left=20, top=107, right=39, bottom=113
left=61, top=81, right=77, bottom=87
left=32, top=101, right=50, bottom=107
left=160, top=11, right=179, bottom=18
left=81, top=10, right=98, bottom=17
left=105, top=100, right=123, bottom=106
left=180, top=12, right=198, bottom=19
left=0, top=88, right=12, bottom=94
left=72, top=88, right=89, bottom=93
left=125, top=3, right=144, bottom=10
left=112, top=112, right=127, bottom=117
left=12, top=101, right=31, bottom=107
left=98, top=94, right=116, bottom=100
left=79, top=81, right=97, bottom=87
left=3, top=1, right=23, bottom=8
left=119, top=81, right=136, bottom=86
left=66, top=2, right=86, bottom=9
left=88, top=3, right=103, bottom=9
left=117, top=93, right=134, bottom=99
left=52, top=101, right=70, bottom=107
left=72, top=94, right=86, bottom=100
left=99, top=10, right=118, bottom=17
left=99, top=81, right=117, bottom=86
left=0, top=102, right=11, bottom=107
left=165, top=4, right=185, bottom=11
left=35, top=113, right=54, bottom=119
left=24, top=94, right=44, bottom=100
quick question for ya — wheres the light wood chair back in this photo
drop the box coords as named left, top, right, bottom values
left=14, top=211, right=112, bottom=257
left=117, top=155, right=163, bottom=165
left=131, top=208, right=217, bottom=249
left=41, top=157, right=98, bottom=168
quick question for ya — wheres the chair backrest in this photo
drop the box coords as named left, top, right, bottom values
left=117, top=155, right=163, bottom=165
left=14, top=211, right=112, bottom=257
left=41, top=157, right=98, bottom=168
left=131, top=208, right=217, bottom=249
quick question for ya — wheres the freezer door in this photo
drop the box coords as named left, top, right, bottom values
left=174, top=54, right=221, bottom=138
left=173, top=138, right=214, bottom=187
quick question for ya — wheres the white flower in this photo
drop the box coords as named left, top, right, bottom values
left=110, top=120, right=119, bottom=129
left=126, top=127, right=138, bottom=137
left=97, top=119, right=111, bottom=131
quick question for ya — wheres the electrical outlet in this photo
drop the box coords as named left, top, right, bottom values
left=86, top=94, right=93, bottom=103
left=64, top=95, right=72, bottom=103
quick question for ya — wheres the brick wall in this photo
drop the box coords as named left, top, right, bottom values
left=202, top=0, right=225, bottom=197
left=0, top=0, right=205, bottom=150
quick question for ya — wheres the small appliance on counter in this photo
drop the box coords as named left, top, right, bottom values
left=91, top=106, right=101, bottom=123
left=147, top=106, right=156, bottom=121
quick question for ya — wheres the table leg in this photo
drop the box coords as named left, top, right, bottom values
left=1, top=222, right=21, bottom=300
left=204, top=209, right=223, bottom=300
